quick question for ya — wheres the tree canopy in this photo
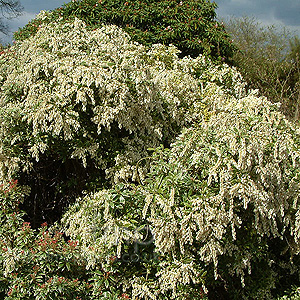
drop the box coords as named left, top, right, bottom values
left=14, top=0, right=235, bottom=62
left=224, top=16, right=300, bottom=121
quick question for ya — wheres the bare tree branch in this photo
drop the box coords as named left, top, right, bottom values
left=0, top=0, right=23, bottom=35
left=0, top=0, right=23, bottom=18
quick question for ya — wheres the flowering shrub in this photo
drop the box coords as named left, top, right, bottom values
left=14, top=0, right=235, bottom=61
left=278, top=287, right=300, bottom=300
left=0, top=180, right=135, bottom=299
left=0, top=18, right=210, bottom=225
left=2, top=15, right=300, bottom=299
left=61, top=75, right=300, bottom=298
left=141, top=94, right=300, bottom=298
left=60, top=184, right=207, bottom=299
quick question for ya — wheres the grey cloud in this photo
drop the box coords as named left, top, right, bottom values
left=273, top=1, right=300, bottom=26
left=215, top=0, right=300, bottom=35
left=0, top=0, right=67, bottom=44
left=1, top=0, right=299, bottom=44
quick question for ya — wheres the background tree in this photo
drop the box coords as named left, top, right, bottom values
left=223, top=16, right=300, bottom=121
left=289, top=36, right=300, bottom=63
left=14, top=0, right=235, bottom=62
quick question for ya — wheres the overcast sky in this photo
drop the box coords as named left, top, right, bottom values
left=1, top=0, right=300, bottom=44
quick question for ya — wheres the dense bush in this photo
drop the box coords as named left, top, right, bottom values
left=1, top=16, right=300, bottom=300
left=0, top=18, right=208, bottom=226
left=14, top=0, right=235, bottom=61
left=61, top=60, right=300, bottom=298
left=0, top=180, right=133, bottom=299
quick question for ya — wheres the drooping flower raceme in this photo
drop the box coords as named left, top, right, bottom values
left=3, top=16, right=300, bottom=299
left=63, top=37, right=300, bottom=299
left=61, top=42, right=300, bottom=298
left=0, top=18, right=207, bottom=184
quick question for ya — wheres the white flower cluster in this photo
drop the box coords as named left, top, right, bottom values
left=61, top=41, right=300, bottom=297
left=0, top=18, right=206, bottom=183
left=3, top=17, right=300, bottom=298
left=61, top=188, right=145, bottom=269
left=144, top=86, right=300, bottom=290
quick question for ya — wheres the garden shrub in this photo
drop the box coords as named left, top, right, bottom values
left=14, top=0, right=235, bottom=62
left=0, top=179, right=133, bottom=299
left=0, top=18, right=208, bottom=226
left=2, top=14, right=300, bottom=300
left=61, top=64, right=300, bottom=298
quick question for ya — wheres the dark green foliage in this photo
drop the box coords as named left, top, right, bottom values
left=14, top=0, right=235, bottom=61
